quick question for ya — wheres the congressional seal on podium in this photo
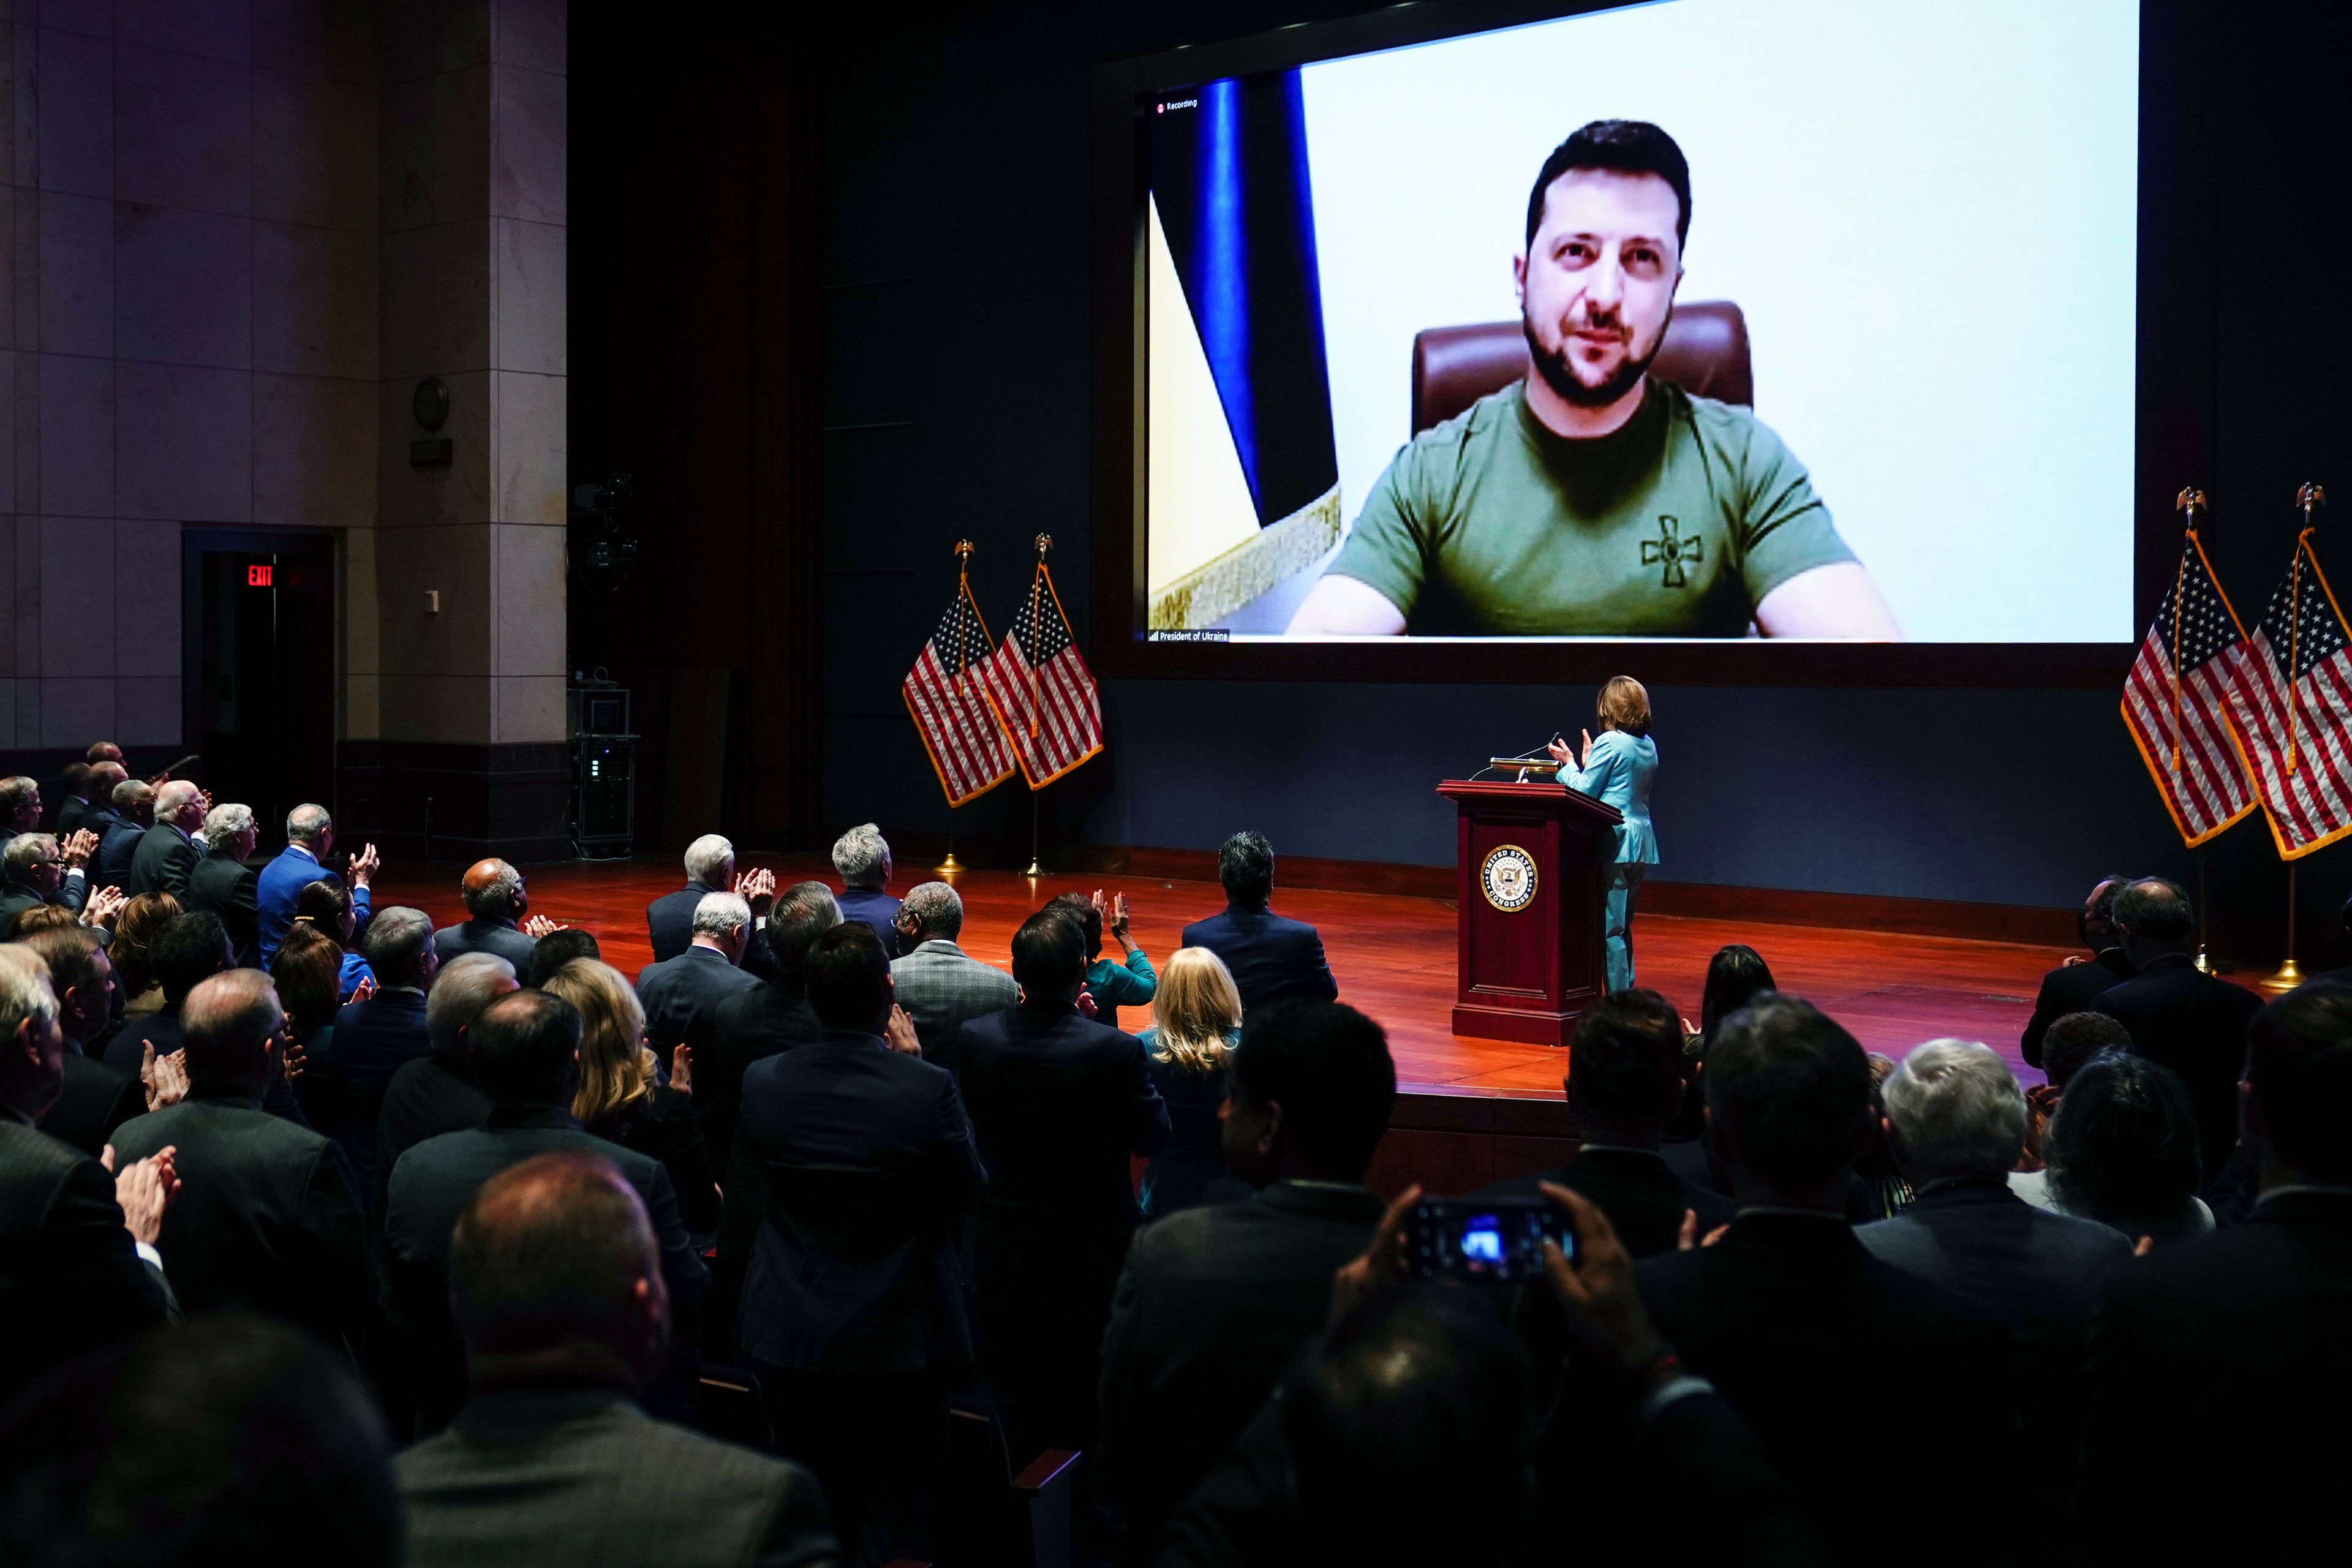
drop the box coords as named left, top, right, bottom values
left=1480, top=844, right=1539, bottom=913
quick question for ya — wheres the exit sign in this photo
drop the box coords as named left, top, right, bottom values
left=247, top=564, right=273, bottom=587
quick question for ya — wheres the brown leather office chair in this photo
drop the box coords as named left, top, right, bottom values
left=1409, top=300, right=1751, bottom=434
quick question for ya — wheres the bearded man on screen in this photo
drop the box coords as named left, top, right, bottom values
left=1288, top=119, right=1901, bottom=639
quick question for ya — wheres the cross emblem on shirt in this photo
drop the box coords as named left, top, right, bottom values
left=1641, top=515, right=1703, bottom=588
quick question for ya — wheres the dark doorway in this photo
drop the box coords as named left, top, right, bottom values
left=183, top=531, right=337, bottom=853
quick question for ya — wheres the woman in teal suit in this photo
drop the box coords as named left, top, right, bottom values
left=1550, top=676, right=1657, bottom=991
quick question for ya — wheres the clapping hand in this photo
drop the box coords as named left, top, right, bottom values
left=734, top=866, right=777, bottom=915
left=82, top=886, right=127, bottom=929
left=522, top=914, right=565, bottom=939
left=350, top=975, right=378, bottom=1005
left=347, top=842, right=380, bottom=887
left=884, top=1005, right=923, bottom=1056
left=669, top=1043, right=695, bottom=1095
left=60, top=828, right=99, bottom=868
left=140, top=1043, right=189, bottom=1113
left=102, top=1144, right=181, bottom=1246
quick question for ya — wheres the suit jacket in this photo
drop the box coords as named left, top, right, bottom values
left=1178, top=904, right=1339, bottom=1014
left=304, top=987, right=432, bottom=1199
left=725, top=1031, right=985, bottom=1373
left=105, top=1087, right=374, bottom=1344
left=102, top=1006, right=181, bottom=1079
left=94, top=809, right=146, bottom=892
left=0, top=865, right=84, bottom=929
left=1635, top=1212, right=2011, bottom=1568
left=38, top=1050, right=146, bottom=1159
left=835, top=886, right=902, bottom=958
left=2091, top=952, right=2264, bottom=1175
left=395, top=1385, right=839, bottom=1568
left=956, top=1000, right=1170, bottom=1226
left=646, top=882, right=780, bottom=981
left=889, top=938, right=1016, bottom=1074
left=636, top=944, right=763, bottom=1053
left=1479, top=1144, right=1736, bottom=1257
left=128, top=822, right=202, bottom=897
left=2083, top=1189, right=2352, bottom=1564
left=0, top=1115, right=172, bottom=1407
left=54, top=793, right=92, bottom=839
left=1098, top=1180, right=1389, bottom=1556
left=2020, top=947, right=2134, bottom=1068
left=704, top=968, right=826, bottom=1178
left=373, top=1050, right=493, bottom=1212
left=432, top=916, right=538, bottom=971
left=1560, top=726, right=1660, bottom=865
left=257, top=844, right=366, bottom=965
left=385, top=1104, right=711, bottom=1432
left=184, top=851, right=262, bottom=968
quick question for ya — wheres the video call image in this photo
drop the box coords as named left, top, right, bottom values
left=1140, top=0, right=2141, bottom=643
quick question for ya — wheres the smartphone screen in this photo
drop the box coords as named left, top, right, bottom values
left=1408, top=1198, right=1573, bottom=1283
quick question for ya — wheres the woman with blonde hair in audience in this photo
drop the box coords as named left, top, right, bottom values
left=541, top=957, right=720, bottom=1234
left=1137, top=946, right=1247, bottom=1216
left=111, top=891, right=181, bottom=1020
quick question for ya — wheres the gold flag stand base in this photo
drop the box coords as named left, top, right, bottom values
left=2260, top=957, right=2304, bottom=993
left=1022, top=857, right=1045, bottom=879
left=937, top=853, right=963, bottom=876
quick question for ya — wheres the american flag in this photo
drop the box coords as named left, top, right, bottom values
left=979, top=561, right=1103, bottom=788
left=2223, top=532, right=2352, bottom=859
left=2121, top=532, right=2256, bottom=846
left=903, top=584, right=1016, bottom=806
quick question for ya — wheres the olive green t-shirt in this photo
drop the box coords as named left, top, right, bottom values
left=1327, top=379, right=1854, bottom=636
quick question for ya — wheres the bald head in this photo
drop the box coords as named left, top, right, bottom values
left=86, top=742, right=122, bottom=764
left=450, top=1152, right=668, bottom=1390
left=461, top=858, right=526, bottom=920
left=155, top=780, right=204, bottom=832
left=181, top=970, right=284, bottom=1087
left=90, top=760, right=127, bottom=793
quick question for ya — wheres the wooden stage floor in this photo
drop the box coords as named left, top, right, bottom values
left=374, top=854, right=2086, bottom=1096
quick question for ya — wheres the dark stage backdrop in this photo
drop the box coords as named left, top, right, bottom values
left=573, top=0, right=2352, bottom=963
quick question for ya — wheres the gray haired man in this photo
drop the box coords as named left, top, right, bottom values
left=644, top=833, right=778, bottom=979
left=890, top=881, right=1014, bottom=1074
left=184, top=804, right=263, bottom=967
left=635, top=891, right=763, bottom=1057
left=832, top=823, right=900, bottom=957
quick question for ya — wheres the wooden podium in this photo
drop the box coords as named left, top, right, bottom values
left=1437, top=778, right=1624, bottom=1046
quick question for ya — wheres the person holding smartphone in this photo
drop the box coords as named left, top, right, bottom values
left=1550, top=676, right=1658, bottom=991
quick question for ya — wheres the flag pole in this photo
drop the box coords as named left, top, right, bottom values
left=938, top=539, right=976, bottom=876
left=2195, top=845, right=2212, bottom=974
left=2261, top=483, right=2327, bottom=993
left=2181, top=488, right=2209, bottom=971
left=1022, top=533, right=1053, bottom=878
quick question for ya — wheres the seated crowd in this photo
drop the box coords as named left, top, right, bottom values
left=1, top=753, right=2346, bottom=1568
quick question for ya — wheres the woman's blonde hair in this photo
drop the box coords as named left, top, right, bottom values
left=1597, top=675, right=1651, bottom=736
left=1149, top=947, right=1243, bottom=1076
left=544, top=957, right=654, bottom=1127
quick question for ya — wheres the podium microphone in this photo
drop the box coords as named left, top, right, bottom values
left=1488, top=733, right=1566, bottom=783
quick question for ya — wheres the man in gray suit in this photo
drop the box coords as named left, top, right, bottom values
left=888, top=881, right=1014, bottom=1075
left=396, top=1151, right=838, bottom=1568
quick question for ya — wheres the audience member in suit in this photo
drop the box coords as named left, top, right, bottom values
left=726, top=921, right=983, bottom=1567
left=96, top=778, right=154, bottom=892
left=706, top=881, right=841, bottom=1175
left=0, top=946, right=174, bottom=1408
left=887, top=880, right=1016, bottom=1074
left=0, top=1314, right=402, bottom=1568
left=1632, top=995, right=2011, bottom=1568
left=101, top=909, right=230, bottom=1078
left=18, top=927, right=149, bottom=1158
left=304, top=907, right=439, bottom=1197
left=129, top=780, right=209, bottom=897
left=1134, top=946, right=1244, bottom=1218
left=646, top=832, right=780, bottom=980
left=1478, top=989, right=1736, bottom=1253
left=526, top=924, right=603, bottom=988
left=182, top=802, right=263, bottom=967
left=432, top=858, right=560, bottom=970
left=0, top=831, right=94, bottom=929
left=1100, top=998, right=1394, bottom=1559
left=2083, top=980, right=2352, bottom=1566
left=51, top=761, right=94, bottom=839
left=69, top=758, right=126, bottom=833
left=384, top=988, right=710, bottom=1434
left=2027, top=1049, right=2214, bottom=1245
left=546, top=957, right=720, bottom=1235
left=0, top=774, right=43, bottom=844
left=2091, top=876, right=2262, bottom=1177
left=956, top=906, right=1170, bottom=1457
left=636, top=890, right=763, bottom=1054
left=2020, top=874, right=2135, bottom=1068
left=1049, top=889, right=1159, bottom=1030
left=831, top=821, right=902, bottom=957
left=105, top=969, right=375, bottom=1348
left=1860, top=1038, right=2135, bottom=1543
left=256, top=802, right=377, bottom=967
left=2013, top=1009, right=2132, bottom=1178
left=394, top=1153, right=839, bottom=1568
left=1180, top=831, right=1338, bottom=1013
left=371, top=952, right=518, bottom=1209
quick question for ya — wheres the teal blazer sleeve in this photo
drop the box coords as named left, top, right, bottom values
left=1562, top=729, right=1659, bottom=866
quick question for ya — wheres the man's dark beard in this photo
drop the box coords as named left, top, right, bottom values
left=1523, top=313, right=1666, bottom=410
